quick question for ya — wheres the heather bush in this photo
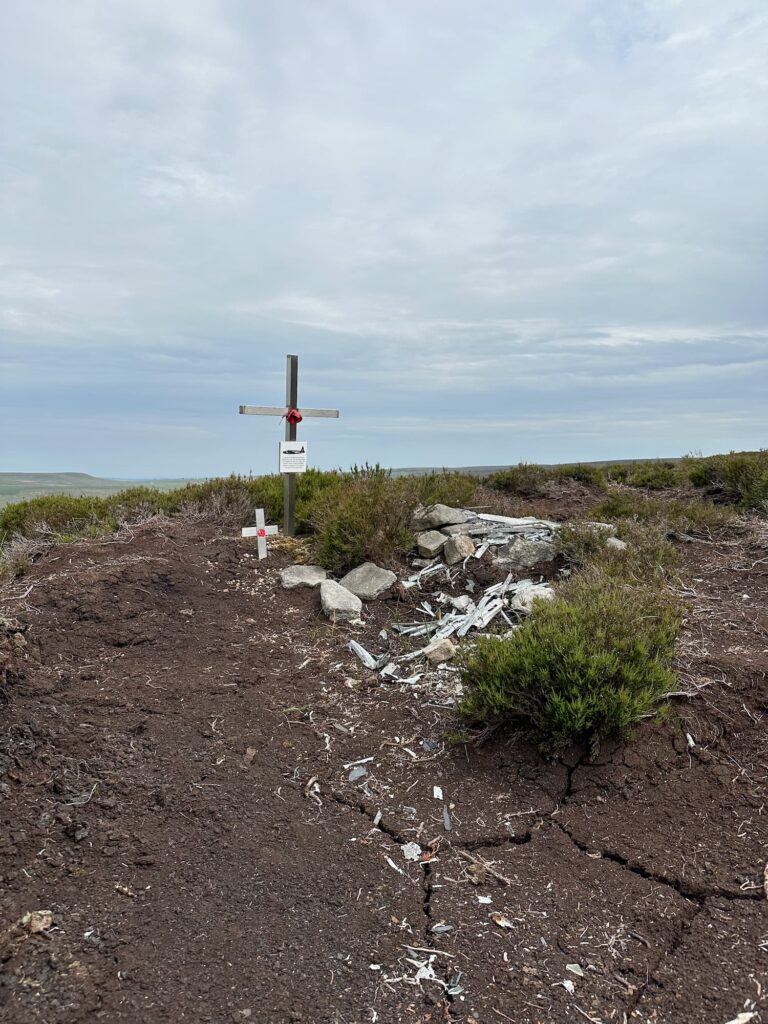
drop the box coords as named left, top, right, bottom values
left=459, top=575, right=680, bottom=751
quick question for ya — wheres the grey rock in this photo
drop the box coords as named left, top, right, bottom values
left=443, top=534, right=476, bottom=566
left=423, top=637, right=457, bottom=664
left=412, top=504, right=470, bottom=530
left=417, top=530, right=447, bottom=558
left=510, top=584, right=555, bottom=615
left=441, top=521, right=483, bottom=537
left=339, top=562, right=397, bottom=601
left=605, top=536, right=628, bottom=551
left=411, top=558, right=435, bottom=569
left=320, top=580, right=363, bottom=623
left=280, top=565, right=327, bottom=590
left=495, top=537, right=557, bottom=570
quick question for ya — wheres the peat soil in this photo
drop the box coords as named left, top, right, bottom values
left=0, top=496, right=767, bottom=1024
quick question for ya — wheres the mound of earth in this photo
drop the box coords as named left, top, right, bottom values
left=0, top=509, right=766, bottom=1023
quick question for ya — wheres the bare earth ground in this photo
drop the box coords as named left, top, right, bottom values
left=1, top=491, right=767, bottom=1023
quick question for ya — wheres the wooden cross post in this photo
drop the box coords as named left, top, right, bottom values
left=239, top=354, right=339, bottom=537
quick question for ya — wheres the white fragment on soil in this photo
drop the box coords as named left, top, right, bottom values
left=724, top=1014, right=759, bottom=1024
left=566, top=963, right=585, bottom=977
left=561, top=979, right=576, bottom=995
left=489, top=912, right=515, bottom=929
left=433, top=785, right=443, bottom=801
left=348, top=765, right=367, bottom=783
left=401, top=842, right=422, bottom=861
left=686, top=732, right=696, bottom=749
left=477, top=895, right=492, bottom=904
left=385, top=856, right=406, bottom=876
left=344, top=756, right=374, bottom=769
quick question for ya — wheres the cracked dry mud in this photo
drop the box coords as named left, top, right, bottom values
left=1, top=506, right=767, bottom=1023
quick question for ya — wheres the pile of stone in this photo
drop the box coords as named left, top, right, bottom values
left=412, top=502, right=562, bottom=570
left=280, top=561, right=397, bottom=624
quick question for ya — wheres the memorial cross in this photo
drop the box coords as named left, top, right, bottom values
left=239, top=354, right=339, bottom=536
left=241, top=508, right=279, bottom=560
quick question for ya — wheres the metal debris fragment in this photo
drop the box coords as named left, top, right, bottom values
left=348, top=640, right=382, bottom=670
left=401, top=842, right=422, bottom=861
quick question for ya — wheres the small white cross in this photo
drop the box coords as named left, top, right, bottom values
left=241, top=508, right=279, bottom=560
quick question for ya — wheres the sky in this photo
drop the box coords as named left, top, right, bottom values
left=1, top=0, right=767, bottom=478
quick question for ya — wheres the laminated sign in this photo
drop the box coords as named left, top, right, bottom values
left=279, top=440, right=308, bottom=474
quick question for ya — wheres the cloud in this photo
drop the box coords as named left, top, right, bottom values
left=0, top=0, right=766, bottom=476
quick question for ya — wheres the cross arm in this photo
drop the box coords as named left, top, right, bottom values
left=239, top=405, right=339, bottom=418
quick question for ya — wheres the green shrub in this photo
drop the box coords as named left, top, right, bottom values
left=601, top=463, right=631, bottom=484
left=552, top=463, right=606, bottom=488
left=0, top=494, right=111, bottom=541
left=556, top=520, right=679, bottom=585
left=688, top=451, right=768, bottom=510
left=555, top=521, right=614, bottom=565
left=487, top=463, right=550, bottom=496
left=627, top=460, right=681, bottom=490
left=310, top=466, right=417, bottom=573
left=458, top=575, right=680, bottom=751
left=592, top=490, right=735, bottom=534
left=415, top=471, right=478, bottom=509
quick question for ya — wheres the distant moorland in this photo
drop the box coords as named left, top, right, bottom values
left=0, top=473, right=201, bottom=508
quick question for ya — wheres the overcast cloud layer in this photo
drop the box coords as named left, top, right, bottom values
left=1, top=0, right=767, bottom=477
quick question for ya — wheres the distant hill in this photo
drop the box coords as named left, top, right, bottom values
left=0, top=473, right=201, bottom=507
left=391, top=457, right=682, bottom=478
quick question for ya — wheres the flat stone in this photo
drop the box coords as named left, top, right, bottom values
left=441, top=521, right=483, bottom=537
left=605, top=536, right=628, bottom=551
left=417, top=530, right=447, bottom=558
left=494, top=537, right=558, bottom=570
left=339, top=562, right=397, bottom=601
left=412, top=504, right=470, bottom=530
left=510, top=584, right=556, bottom=615
left=411, top=558, right=434, bottom=569
left=320, top=580, right=363, bottom=623
left=280, top=565, right=327, bottom=590
left=423, top=637, right=457, bottom=664
left=444, top=534, right=476, bottom=566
